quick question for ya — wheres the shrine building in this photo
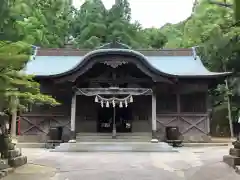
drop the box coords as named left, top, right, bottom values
left=19, top=42, right=231, bottom=143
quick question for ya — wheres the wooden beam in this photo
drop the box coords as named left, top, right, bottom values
left=76, top=88, right=153, bottom=96
left=177, top=93, right=181, bottom=113
left=80, top=77, right=151, bottom=83
left=156, top=113, right=208, bottom=116
left=21, top=114, right=65, bottom=117
left=151, top=87, right=157, bottom=140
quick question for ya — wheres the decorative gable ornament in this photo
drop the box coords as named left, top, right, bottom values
left=102, top=60, right=127, bottom=68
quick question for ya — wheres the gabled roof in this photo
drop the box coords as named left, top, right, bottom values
left=25, top=43, right=231, bottom=79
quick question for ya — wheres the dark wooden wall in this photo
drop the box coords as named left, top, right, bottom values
left=18, top=82, right=210, bottom=142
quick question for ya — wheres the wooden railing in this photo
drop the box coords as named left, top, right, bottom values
left=156, top=113, right=209, bottom=135
left=19, top=114, right=70, bottom=135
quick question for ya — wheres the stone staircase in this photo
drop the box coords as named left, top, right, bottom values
left=53, top=132, right=176, bottom=152
left=76, top=132, right=152, bottom=142
left=53, top=141, right=176, bottom=152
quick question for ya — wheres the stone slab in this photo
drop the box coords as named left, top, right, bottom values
left=53, top=142, right=177, bottom=152
left=183, top=143, right=229, bottom=147
left=223, top=155, right=240, bottom=167
left=8, top=156, right=27, bottom=168
left=230, top=148, right=240, bottom=157
left=3, top=147, right=240, bottom=180
left=16, top=143, right=45, bottom=148
left=0, top=168, right=14, bottom=179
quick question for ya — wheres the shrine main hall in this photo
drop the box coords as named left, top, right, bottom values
left=19, top=42, right=230, bottom=143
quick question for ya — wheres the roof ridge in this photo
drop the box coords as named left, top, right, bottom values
left=37, top=48, right=192, bottom=51
left=36, top=48, right=193, bottom=56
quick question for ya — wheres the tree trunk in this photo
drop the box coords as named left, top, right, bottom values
left=10, top=96, right=18, bottom=137
left=225, top=79, right=234, bottom=138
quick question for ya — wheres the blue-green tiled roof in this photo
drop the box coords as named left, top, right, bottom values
left=25, top=54, right=229, bottom=77
left=25, top=56, right=82, bottom=76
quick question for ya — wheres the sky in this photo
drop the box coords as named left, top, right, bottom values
left=72, top=0, right=195, bottom=28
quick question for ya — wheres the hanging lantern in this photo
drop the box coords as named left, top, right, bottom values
left=119, top=101, right=123, bottom=108
left=101, top=100, right=104, bottom=108
left=130, top=96, right=133, bottom=103
left=125, top=100, right=128, bottom=107
left=95, top=96, right=98, bottom=103
left=112, top=99, right=115, bottom=107
left=106, top=101, right=109, bottom=108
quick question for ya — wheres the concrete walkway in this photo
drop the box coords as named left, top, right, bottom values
left=2, top=146, right=240, bottom=180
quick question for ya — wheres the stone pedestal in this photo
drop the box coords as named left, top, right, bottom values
left=8, top=156, right=27, bottom=167
left=2, top=148, right=27, bottom=168
left=223, top=141, right=240, bottom=168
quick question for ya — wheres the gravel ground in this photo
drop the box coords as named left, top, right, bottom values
left=2, top=146, right=239, bottom=180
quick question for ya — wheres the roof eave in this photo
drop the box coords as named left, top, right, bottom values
left=33, top=72, right=233, bottom=80
left=176, top=72, right=233, bottom=79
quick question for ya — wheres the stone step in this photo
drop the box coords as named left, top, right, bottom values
left=76, top=134, right=151, bottom=142
left=76, top=136, right=150, bottom=138
left=76, top=133, right=151, bottom=136
left=76, top=136, right=151, bottom=139
left=53, top=142, right=177, bottom=152
left=76, top=138, right=151, bottom=142
left=223, top=155, right=240, bottom=167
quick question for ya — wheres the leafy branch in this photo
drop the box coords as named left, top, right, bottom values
left=208, top=0, right=233, bottom=8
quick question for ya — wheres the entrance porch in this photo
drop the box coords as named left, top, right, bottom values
left=70, top=88, right=155, bottom=142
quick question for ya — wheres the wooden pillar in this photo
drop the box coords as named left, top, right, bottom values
left=206, top=93, right=211, bottom=134
left=69, top=93, right=76, bottom=142
left=176, top=93, right=181, bottom=113
left=151, top=88, right=157, bottom=142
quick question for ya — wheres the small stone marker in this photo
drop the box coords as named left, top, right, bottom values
left=151, top=139, right=159, bottom=143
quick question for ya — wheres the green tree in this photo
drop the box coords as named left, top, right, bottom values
left=15, top=0, right=73, bottom=47
left=1, top=0, right=73, bottom=47
left=140, top=28, right=167, bottom=49
left=159, top=0, right=240, bottom=137
left=72, top=0, right=107, bottom=48
left=72, top=0, right=154, bottom=49
left=0, top=1, right=60, bottom=136
left=209, top=0, right=240, bottom=24
left=0, top=41, right=59, bottom=136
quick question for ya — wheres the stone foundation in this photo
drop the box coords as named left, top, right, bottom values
left=223, top=141, right=240, bottom=168
left=7, top=150, right=21, bottom=159
left=0, top=160, right=10, bottom=170
left=8, top=156, right=27, bottom=167
left=230, top=148, right=240, bottom=157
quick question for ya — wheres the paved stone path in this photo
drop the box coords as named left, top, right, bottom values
left=2, top=146, right=240, bottom=180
